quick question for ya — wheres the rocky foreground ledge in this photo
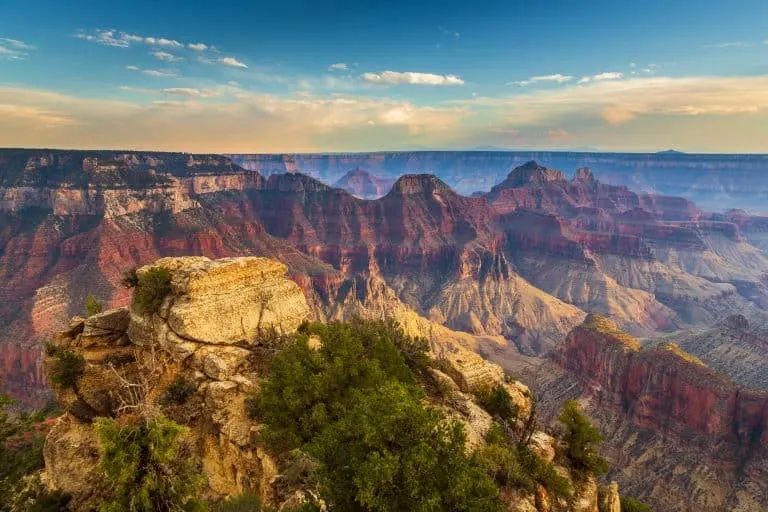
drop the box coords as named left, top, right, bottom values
left=42, top=256, right=619, bottom=511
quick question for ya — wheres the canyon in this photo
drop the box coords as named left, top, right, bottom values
left=2, top=148, right=768, bottom=509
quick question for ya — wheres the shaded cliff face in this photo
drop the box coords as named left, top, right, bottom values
left=520, top=315, right=768, bottom=512
left=229, top=151, right=768, bottom=212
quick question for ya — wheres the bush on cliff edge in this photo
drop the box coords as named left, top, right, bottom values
left=558, top=399, right=609, bottom=476
left=95, top=414, right=205, bottom=512
left=133, top=267, right=172, bottom=315
left=257, top=320, right=504, bottom=512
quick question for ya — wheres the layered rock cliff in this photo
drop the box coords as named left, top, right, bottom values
left=230, top=150, right=768, bottom=212
left=4, top=150, right=768, bottom=409
left=509, top=315, right=768, bottom=512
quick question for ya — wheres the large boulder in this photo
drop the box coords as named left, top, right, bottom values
left=130, top=257, right=310, bottom=345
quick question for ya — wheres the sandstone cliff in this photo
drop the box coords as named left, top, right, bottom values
left=509, top=315, right=768, bottom=512
left=44, top=257, right=310, bottom=508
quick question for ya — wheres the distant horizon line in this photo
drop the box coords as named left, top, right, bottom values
left=3, top=146, right=768, bottom=157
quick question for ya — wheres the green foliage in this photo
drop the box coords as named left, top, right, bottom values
left=309, top=381, right=502, bottom=512
left=133, top=266, right=172, bottom=315
left=121, top=268, right=140, bottom=289
left=558, top=400, right=609, bottom=475
left=212, top=493, right=266, bottom=512
left=7, top=475, right=71, bottom=512
left=473, top=423, right=573, bottom=502
left=95, top=415, right=206, bottom=512
left=259, top=320, right=503, bottom=511
left=85, top=294, right=104, bottom=316
left=259, top=320, right=417, bottom=450
left=620, top=496, right=653, bottom=512
left=0, top=394, right=58, bottom=511
left=49, top=350, right=86, bottom=389
left=475, top=384, right=519, bottom=423
left=161, top=375, right=197, bottom=406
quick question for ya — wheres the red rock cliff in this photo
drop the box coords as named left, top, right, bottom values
left=559, top=315, right=768, bottom=449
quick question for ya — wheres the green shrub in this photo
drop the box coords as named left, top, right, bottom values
left=44, top=341, right=58, bottom=357
left=308, top=381, right=502, bottom=512
left=95, top=414, right=205, bottom=512
left=620, top=496, right=653, bottom=512
left=212, top=493, right=266, bottom=512
left=475, top=384, right=519, bottom=423
left=244, top=391, right=262, bottom=420
left=161, top=375, right=197, bottom=406
left=120, top=267, right=140, bottom=289
left=0, top=394, right=51, bottom=512
left=49, top=350, right=85, bottom=389
left=260, top=320, right=504, bottom=512
left=85, top=295, right=103, bottom=316
left=558, top=400, right=609, bottom=475
left=133, top=266, right=172, bottom=315
left=474, top=423, right=573, bottom=501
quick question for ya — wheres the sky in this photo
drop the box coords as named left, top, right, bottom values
left=2, top=0, right=768, bottom=153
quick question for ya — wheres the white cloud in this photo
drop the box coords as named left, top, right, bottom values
left=457, top=75, right=768, bottom=127
left=143, top=69, right=179, bottom=78
left=188, top=42, right=208, bottom=51
left=125, top=65, right=178, bottom=78
left=0, top=38, right=34, bottom=60
left=75, top=29, right=184, bottom=49
left=0, top=38, right=34, bottom=50
left=161, top=87, right=219, bottom=98
left=629, top=62, right=636, bottom=68
left=578, top=71, right=623, bottom=84
left=0, top=86, right=468, bottom=152
left=329, top=63, right=348, bottom=71
left=593, top=72, right=623, bottom=81
left=117, top=85, right=155, bottom=94
left=151, top=50, right=183, bottom=62
left=219, top=56, right=248, bottom=69
left=510, top=74, right=574, bottom=86
left=362, top=71, right=464, bottom=86
left=708, top=41, right=755, bottom=48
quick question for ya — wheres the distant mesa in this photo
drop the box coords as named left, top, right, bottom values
left=498, top=160, right=568, bottom=188
left=387, top=173, right=454, bottom=196
left=333, top=167, right=394, bottom=199
left=656, top=149, right=686, bottom=155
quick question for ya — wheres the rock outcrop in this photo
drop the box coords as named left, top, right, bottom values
left=44, top=256, right=310, bottom=508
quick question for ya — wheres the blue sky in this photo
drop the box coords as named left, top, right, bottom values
left=2, top=0, right=768, bottom=152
